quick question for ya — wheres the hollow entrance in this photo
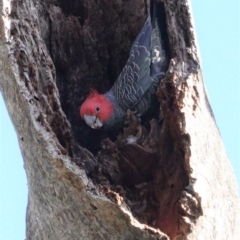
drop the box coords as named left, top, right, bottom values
left=42, top=1, right=189, bottom=238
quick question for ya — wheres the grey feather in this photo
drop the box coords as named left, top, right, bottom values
left=103, top=1, right=168, bottom=129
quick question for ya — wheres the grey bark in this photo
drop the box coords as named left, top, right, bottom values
left=0, top=0, right=239, bottom=240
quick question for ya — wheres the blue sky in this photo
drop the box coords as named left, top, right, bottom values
left=0, top=1, right=239, bottom=239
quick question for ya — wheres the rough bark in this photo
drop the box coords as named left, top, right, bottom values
left=0, top=0, right=239, bottom=240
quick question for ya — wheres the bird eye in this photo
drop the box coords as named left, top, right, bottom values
left=96, top=107, right=100, bottom=112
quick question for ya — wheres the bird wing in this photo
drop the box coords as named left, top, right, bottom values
left=111, top=17, right=156, bottom=110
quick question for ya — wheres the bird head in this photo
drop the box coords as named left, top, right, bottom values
left=80, top=90, right=113, bottom=129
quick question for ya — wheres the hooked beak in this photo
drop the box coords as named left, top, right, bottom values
left=84, top=115, right=103, bottom=129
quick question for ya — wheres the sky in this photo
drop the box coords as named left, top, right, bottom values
left=0, top=1, right=239, bottom=239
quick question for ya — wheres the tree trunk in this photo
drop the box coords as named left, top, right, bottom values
left=0, top=0, right=239, bottom=239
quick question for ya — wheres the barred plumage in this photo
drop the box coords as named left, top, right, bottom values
left=80, top=0, right=168, bottom=129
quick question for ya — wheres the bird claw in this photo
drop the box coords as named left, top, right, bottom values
left=133, top=111, right=141, bottom=123
left=126, top=109, right=141, bottom=125
left=124, top=119, right=129, bottom=125
left=136, top=113, right=141, bottom=123
left=132, top=110, right=138, bottom=115
left=124, top=114, right=140, bottom=126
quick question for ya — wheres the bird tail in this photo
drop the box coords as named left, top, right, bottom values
left=150, top=0, right=168, bottom=77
